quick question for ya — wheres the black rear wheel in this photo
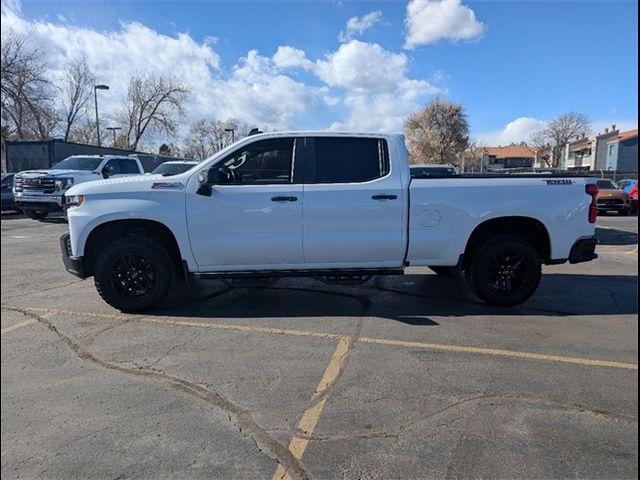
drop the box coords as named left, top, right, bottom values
left=465, top=235, right=541, bottom=306
left=94, top=235, right=175, bottom=312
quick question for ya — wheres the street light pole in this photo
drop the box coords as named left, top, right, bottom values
left=225, top=128, right=235, bottom=144
left=106, top=127, right=122, bottom=146
left=94, top=84, right=110, bottom=146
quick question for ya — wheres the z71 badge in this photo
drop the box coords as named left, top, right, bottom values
left=544, top=179, right=574, bottom=185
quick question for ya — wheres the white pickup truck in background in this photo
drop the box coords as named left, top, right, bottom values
left=14, top=155, right=145, bottom=220
left=60, top=132, right=599, bottom=312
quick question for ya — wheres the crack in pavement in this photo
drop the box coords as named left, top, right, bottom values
left=2, top=279, right=86, bottom=300
left=289, top=392, right=638, bottom=442
left=2, top=306, right=312, bottom=480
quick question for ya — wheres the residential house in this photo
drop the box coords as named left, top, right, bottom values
left=563, top=134, right=593, bottom=170
left=477, top=145, right=537, bottom=171
left=605, top=129, right=638, bottom=172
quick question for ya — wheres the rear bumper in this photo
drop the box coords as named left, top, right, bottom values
left=569, top=237, right=598, bottom=264
left=60, top=233, right=86, bottom=278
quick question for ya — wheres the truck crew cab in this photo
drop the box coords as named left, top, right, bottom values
left=61, top=132, right=598, bottom=312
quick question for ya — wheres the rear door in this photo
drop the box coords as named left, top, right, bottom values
left=302, top=136, right=405, bottom=267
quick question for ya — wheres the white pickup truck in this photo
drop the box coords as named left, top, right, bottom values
left=61, top=132, right=599, bottom=312
left=14, top=155, right=145, bottom=220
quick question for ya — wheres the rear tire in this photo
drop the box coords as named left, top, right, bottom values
left=94, top=235, right=175, bottom=312
left=465, top=235, right=541, bottom=306
left=24, top=209, right=47, bottom=220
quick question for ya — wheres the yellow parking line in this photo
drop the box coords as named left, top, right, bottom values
left=140, top=317, right=342, bottom=340
left=273, top=336, right=351, bottom=480
left=2, top=305, right=636, bottom=370
left=360, top=337, right=638, bottom=370
left=1, top=319, right=36, bottom=335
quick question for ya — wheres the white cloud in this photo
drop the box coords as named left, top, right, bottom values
left=316, top=40, right=435, bottom=95
left=404, top=0, right=486, bottom=49
left=338, top=10, right=383, bottom=42
left=271, top=45, right=313, bottom=70
left=1, top=4, right=445, bottom=135
left=1, top=7, right=318, bottom=131
left=476, top=117, right=547, bottom=146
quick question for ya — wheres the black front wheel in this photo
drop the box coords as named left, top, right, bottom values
left=24, top=209, right=48, bottom=220
left=618, top=208, right=629, bottom=216
left=94, top=235, right=175, bottom=312
left=465, top=235, right=542, bottom=306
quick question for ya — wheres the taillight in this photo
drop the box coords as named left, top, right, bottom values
left=586, top=184, right=598, bottom=223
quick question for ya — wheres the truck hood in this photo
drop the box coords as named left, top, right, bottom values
left=17, top=169, right=99, bottom=178
left=66, top=173, right=178, bottom=196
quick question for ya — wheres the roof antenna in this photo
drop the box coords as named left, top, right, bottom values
left=248, top=128, right=263, bottom=136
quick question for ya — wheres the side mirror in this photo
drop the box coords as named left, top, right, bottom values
left=102, top=164, right=115, bottom=178
left=196, top=166, right=221, bottom=196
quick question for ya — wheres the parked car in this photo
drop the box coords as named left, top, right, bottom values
left=410, top=164, right=457, bottom=177
left=616, top=178, right=637, bottom=194
left=61, top=132, right=598, bottom=312
left=629, top=181, right=638, bottom=214
left=151, top=161, right=199, bottom=176
left=1, top=173, right=18, bottom=211
left=595, top=179, right=630, bottom=215
left=13, top=155, right=145, bottom=220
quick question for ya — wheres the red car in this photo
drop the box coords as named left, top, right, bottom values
left=629, top=181, right=638, bottom=214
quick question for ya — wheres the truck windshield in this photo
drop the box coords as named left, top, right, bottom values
left=596, top=179, right=618, bottom=190
left=52, top=157, right=103, bottom=171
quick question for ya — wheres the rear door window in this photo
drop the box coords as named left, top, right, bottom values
left=118, top=158, right=140, bottom=174
left=311, top=137, right=389, bottom=183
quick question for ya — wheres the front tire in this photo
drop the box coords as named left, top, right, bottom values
left=24, top=209, right=48, bottom=220
left=465, top=235, right=541, bottom=306
left=94, top=235, right=175, bottom=312
left=619, top=208, right=629, bottom=216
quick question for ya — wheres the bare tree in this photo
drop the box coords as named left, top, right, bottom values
left=183, top=118, right=248, bottom=160
left=1, top=31, right=58, bottom=140
left=404, top=97, right=469, bottom=164
left=463, top=137, right=486, bottom=172
left=120, top=74, right=189, bottom=150
left=60, top=56, right=94, bottom=141
left=532, top=112, right=590, bottom=168
left=68, top=118, right=109, bottom=146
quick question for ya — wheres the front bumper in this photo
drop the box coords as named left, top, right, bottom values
left=16, top=194, right=64, bottom=211
left=569, top=237, right=598, bottom=264
left=60, top=233, right=86, bottom=278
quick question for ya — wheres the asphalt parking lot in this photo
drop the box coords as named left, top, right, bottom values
left=1, top=212, right=638, bottom=479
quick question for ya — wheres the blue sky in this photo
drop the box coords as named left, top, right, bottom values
left=4, top=0, right=638, bottom=145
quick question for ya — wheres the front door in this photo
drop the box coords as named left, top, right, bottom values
left=186, top=137, right=304, bottom=271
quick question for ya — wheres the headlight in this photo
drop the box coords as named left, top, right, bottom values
left=65, top=195, right=84, bottom=207
left=54, top=178, right=74, bottom=191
